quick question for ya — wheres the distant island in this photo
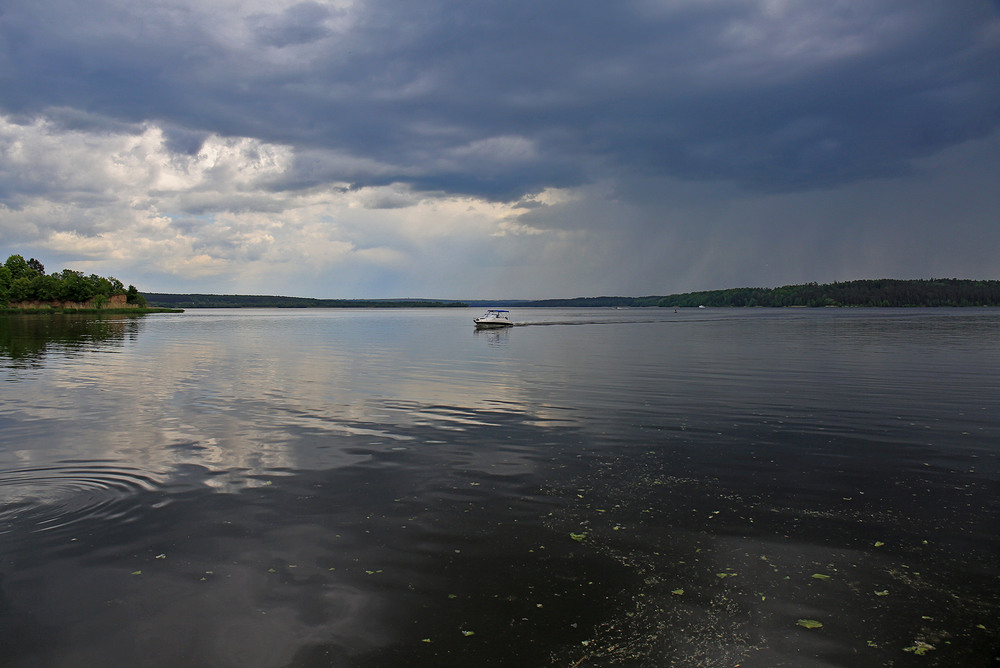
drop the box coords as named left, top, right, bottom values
left=0, top=254, right=178, bottom=313
left=143, top=279, right=1000, bottom=309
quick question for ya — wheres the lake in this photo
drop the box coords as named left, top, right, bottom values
left=1, top=307, right=998, bottom=667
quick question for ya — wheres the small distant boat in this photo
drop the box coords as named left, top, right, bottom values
left=474, top=309, right=513, bottom=329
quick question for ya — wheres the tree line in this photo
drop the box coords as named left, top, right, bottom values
left=1, top=254, right=146, bottom=308
left=524, top=279, right=1000, bottom=308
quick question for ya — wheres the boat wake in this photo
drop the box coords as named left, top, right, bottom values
left=513, top=318, right=675, bottom=327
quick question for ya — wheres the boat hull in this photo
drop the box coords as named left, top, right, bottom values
left=474, top=320, right=513, bottom=329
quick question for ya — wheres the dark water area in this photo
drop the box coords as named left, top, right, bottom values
left=1, top=308, right=998, bottom=667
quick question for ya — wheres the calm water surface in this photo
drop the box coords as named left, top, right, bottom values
left=1, top=308, right=998, bottom=667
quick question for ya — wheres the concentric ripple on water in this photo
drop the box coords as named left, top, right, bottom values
left=0, top=461, right=165, bottom=538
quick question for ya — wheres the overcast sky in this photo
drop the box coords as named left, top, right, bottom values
left=1, top=0, right=998, bottom=299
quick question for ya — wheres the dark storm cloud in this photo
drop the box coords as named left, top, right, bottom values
left=249, top=2, right=338, bottom=48
left=1, top=0, right=997, bottom=199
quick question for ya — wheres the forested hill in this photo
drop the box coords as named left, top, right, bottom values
left=524, top=279, right=1000, bottom=308
left=142, top=293, right=467, bottom=308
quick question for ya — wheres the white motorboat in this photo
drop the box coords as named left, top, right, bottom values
left=474, top=309, right=513, bottom=329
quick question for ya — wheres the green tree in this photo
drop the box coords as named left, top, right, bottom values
left=0, top=265, right=11, bottom=305
left=57, top=270, right=95, bottom=302
left=9, top=276, right=33, bottom=302
left=126, top=285, right=146, bottom=307
left=26, top=258, right=45, bottom=275
left=30, top=274, right=61, bottom=301
left=4, top=254, right=31, bottom=280
left=0, top=264, right=11, bottom=290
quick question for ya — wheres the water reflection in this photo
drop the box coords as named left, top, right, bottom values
left=0, top=309, right=997, bottom=666
left=0, top=313, right=143, bottom=369
left=472, top=326, right=509, bottom=346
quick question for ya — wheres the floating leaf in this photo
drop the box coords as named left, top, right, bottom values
left=875, top=590, right=889, bottom=596
left=904, top=641, right=935, bottom=655
left=874, top=541, right=885, bottom=547
left=461, top=630, right=475, bottom=637
left=569, top=532, right=587, bottom=542
left=421, top=638, right=432, bottom=643
left=797, top=619, right=823, bottom=629
left=671, top=588, right=684, bottom=595
left=811, top=574, right=831, bottom=580
left=130, top=570, right=142, bottom=576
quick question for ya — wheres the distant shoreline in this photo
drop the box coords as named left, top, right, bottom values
left=142, top=279, right=1000, bottom=309
left=141, top=294, right=468, bottom=309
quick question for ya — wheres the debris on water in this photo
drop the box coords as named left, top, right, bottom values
left=570, top=532, right=587, bottom=542
left=797, top=619, right=823, bottom=629
left=811, top=573, right=831, bottom=580
left=903, top=640, right=935, bottom=655
left=671, top=588, right=684, bottom=595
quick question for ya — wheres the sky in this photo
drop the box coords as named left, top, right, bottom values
left=1, top=0, right=998, bottom=299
